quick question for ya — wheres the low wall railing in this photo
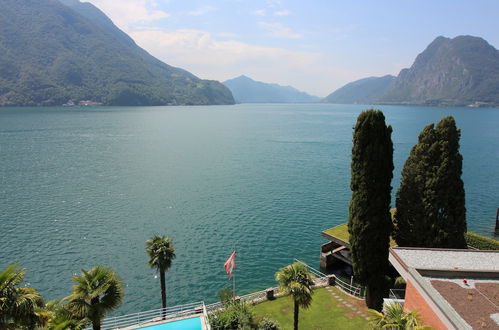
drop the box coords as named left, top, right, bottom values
left=293, top=258, right=364, bottom=298
left=206, top=258, right=365, bottom=316
left=86, top=301, right=206, bottom=330
left=389, top=288, right=405, bottom=300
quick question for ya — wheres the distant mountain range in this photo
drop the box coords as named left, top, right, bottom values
left=223, top=75, right=320, bottom=103
left=324, top=75, right=395, bottom=104
left=0, top=0, right=234, bottom=106
left=324, top=36, right=499, bottom=107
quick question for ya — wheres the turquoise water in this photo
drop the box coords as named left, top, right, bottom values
left=0, top=104, right=497, bottom=315
left=138, top=317, right=202, bottom=330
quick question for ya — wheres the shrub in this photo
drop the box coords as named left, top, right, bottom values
left=465, top=232, right=499, bottom=250
left=218, top=288, right=235, bottom=304
left=394, top=276, right=406, bottom=289
left=258, top=318, right=281, bottom=330
left=208, top=301, right=255, bottom=330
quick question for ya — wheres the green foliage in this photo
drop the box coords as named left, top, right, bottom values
left=394, top=277, right=406, bottom=289
left=368, top=303, right=434, bottom=329
left=209, top=300, right=256, bottom=330
left=44, top=300, right=88, bottom=330
left=219, top=288, right=235, bottom=305
left=146, top=236, right=176, bottom=273
left=275, top=262, right=314, bottom=330
left=465, top=232, right=499, bottom=250
left=394, top=116, right=467, bottom=248
left=0, top=264, right=45, bottom=328
left=65, top=265, right=124, bottom=330
left=146, top=235, right=176, bottom=310
left=0, top=0, right=234, bottom=106
left=348, top=109, right=393, bottom=311
left=257, top=317, right=281, bottom=330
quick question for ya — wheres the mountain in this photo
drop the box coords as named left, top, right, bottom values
left=323, top=75, right=395, bottom=104
left=0, top=0, right=234, bottom=106
left=223, top=75, right=320, bottom=103
left=379, top=36, right=499, bottom=106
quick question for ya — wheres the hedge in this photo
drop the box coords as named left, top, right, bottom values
left=465, top=232, right=499, bottom=250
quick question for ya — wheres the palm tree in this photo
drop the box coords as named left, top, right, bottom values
left=44, top=300, right=88, bottom=330
left=65, top=265, right=124, bottom=330
left=275, top=262, right=314, bottom=330
left=368, top=303, right=433, bottom=329
left=146, top=235, right=176, bottom=313
left=0, top=264, right=45, bottom=328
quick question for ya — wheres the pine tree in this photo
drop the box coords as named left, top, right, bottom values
left=348, top=109, right=393, bottom=311
left=394, top=116, right=466, bottom=248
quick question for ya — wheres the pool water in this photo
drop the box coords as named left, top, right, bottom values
left=138, top=316, right=203, bottom=330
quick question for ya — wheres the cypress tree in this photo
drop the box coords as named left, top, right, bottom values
left=394, top=116, right=466, bottom=248
left=348, top=109, right=393, bottom=311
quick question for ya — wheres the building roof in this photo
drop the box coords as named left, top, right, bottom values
left=431, top=280, right=499, bottom=329
left=389, top=247, right=499, bottom=330
left=391, top=247, right=499, bottom=272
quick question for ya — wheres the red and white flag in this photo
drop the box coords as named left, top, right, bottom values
left=224, top=251, right=236, bottom=279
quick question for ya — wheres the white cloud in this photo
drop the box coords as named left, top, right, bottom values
left=187, top=5, right=215, bottom=16
left=258, top=22, right=302, bottom=39
left=216, top=32, right=238, bottom=38
left=87, top=0, right=169, bottom=31
left=274, top=10, right=289, bottom=16
left=266, top=0, right=282, bottom=9
left=254, top=9, right=267, bottom=16
left=129, top=28, right=351, bottom=96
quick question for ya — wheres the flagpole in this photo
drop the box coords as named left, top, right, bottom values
left=233, top=247, right=236, bottom=297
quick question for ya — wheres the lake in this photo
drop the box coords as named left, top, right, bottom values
left=0, top=103, right=497, bottom=314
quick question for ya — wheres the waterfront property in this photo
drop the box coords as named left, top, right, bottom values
left=91, top=260, right=365, bottom=329
left=389, top=247, right=499, bottom=330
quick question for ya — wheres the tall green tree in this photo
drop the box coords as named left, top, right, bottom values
left=275, top=262, right=314, bottom=330
left=0, top=264, right=45, bottom=328
left=146, top=235, right=176, bottom=312
left=65, top=265, right=124, bottom=330
left=348, top=109, right=394, bottom=311
left=394, top=116, right=466, bottom=248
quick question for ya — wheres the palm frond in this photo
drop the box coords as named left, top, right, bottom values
left=146, top=235, right=176, bottom=272
left=66, top=266, right=124, bottom=325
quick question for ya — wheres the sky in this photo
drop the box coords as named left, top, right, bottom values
left=86, top=0, right=499, bottom=97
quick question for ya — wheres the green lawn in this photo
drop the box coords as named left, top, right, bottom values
left=323, top=222, right=397, bottom=247
left=322, top=223, right=350, bottom=243
left=251, top=287, right=370, bottom=330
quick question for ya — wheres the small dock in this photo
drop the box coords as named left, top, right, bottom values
left=320, top=223, right=352, bottom=268
left=321, top=223, right=397, bottom=269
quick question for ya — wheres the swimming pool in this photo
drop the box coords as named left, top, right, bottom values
left=138, top=316, right=203, bottom=330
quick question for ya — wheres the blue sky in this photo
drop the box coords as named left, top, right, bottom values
left=87, top=0, right=499, bottom=97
